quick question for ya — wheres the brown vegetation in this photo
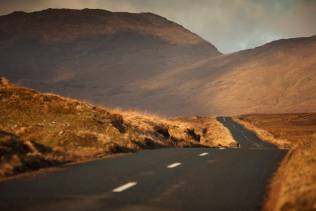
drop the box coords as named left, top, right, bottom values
left=174, top=116, right=236, bottom=147
left=0, top=78, right=235, bottom=179
left=235, top=114, right=316, bottom=211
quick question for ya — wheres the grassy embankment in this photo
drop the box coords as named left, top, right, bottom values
left=234, top=114, right=316, bottom=211
left=0, top=77, right=236, bottom=179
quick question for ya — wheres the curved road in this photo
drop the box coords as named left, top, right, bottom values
left=0, top=117, right=287, bottom=211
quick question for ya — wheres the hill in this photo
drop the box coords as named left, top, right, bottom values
left=0, top=9, right=220, bottom=115
left=201, top=36, right=316, bottom=115
left=0, top=9, right=315, bottom=116
left=0, top=77, right=235, bottom=178
left=138, top=35, right=316, bottom=115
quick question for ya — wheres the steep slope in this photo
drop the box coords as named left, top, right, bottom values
left=202, top=35, right=316, bottom=115
left=0, top=77, right=235, bottom=178
left=138, top=35, right=316, bottom=115
left=0, top=8, right=220, bottom=115
left=1, top=9, right=315, bottom=116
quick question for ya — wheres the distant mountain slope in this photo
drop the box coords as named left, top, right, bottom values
left=212, top=36, right=316, bottom=113
left=131, top=35, right=316, bottom=115
left=0, top=9, right=315, bottom=116
left=0, top=9, right=220, bottom=115
left=199, top=35, right=316, bottom=115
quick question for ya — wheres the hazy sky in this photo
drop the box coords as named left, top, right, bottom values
left=1, top=0, right=316, bottom=53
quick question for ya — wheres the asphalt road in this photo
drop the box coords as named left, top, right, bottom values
left=0, top=117, right=287, bottom=211
left=216, top=117, right=277, bottom=149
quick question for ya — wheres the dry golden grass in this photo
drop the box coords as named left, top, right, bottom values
left=264, top=137, right=316, bottom=211
left=174, top=116, right=237, bottom=147
left=235, top=114, right=316, bottom=211
left=0, top=77, right=235, bottom=179
left=111, top=109, right=236, bottom=148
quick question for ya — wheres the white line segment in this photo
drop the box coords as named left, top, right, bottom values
left=167, top=162, right=182, bottom=168
left=199, top=152, right=209, bottom=156
left=112, top=182, right=137, bottom=192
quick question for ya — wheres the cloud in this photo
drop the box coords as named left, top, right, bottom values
left=0, top=0, right=315, bottom=53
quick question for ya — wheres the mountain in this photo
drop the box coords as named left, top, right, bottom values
left=207, top=36, right=316, bottom=115
left=144, top=35, right=316, bottom=115
left=0, top=8, right=220, bottom=115
left=0, top=9, right=316, bottom=116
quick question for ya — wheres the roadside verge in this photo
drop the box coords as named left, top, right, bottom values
left=234, top=115, right=316, bottom=211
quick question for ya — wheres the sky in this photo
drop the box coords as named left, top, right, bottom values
left=0, top=0, right=316, bottom=53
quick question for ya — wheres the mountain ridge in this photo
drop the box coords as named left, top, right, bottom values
left=0, top=9, right=315, bottom=116
left=0, top=8, right=220, bottom=48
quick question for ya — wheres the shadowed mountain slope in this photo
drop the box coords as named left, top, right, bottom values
left=0, top=9, right=315, bottom=115
left=0, top=9, right=220, bottom=114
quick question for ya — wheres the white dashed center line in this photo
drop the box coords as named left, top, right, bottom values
left=199, top=152, right=208, bottom=157
left=112, top=182, right=137, bottom=192
left=167, top=162, right=182, bottom=168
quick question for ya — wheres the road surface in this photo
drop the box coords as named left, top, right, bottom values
left=217, top=117, right=277, bottom=149
left=0, top=117, right=287, bottom=211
